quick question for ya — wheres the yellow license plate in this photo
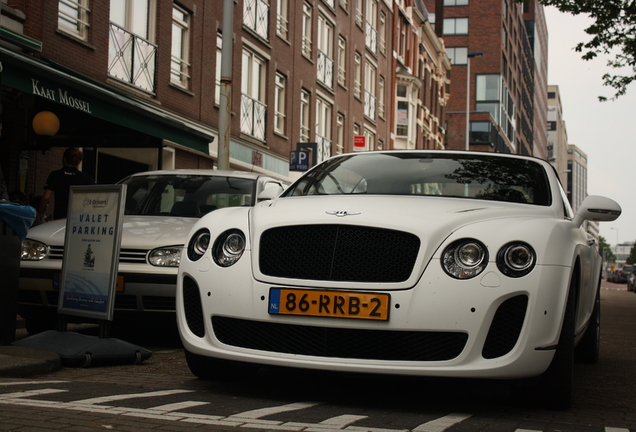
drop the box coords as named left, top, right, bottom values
left=269, top=288, right=390, bottom=321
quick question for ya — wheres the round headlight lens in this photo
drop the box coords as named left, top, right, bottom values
left=187, top=229, right=211, bottom=261
left=21, top=239, right=49, bottom=260
left=213, top=230, right=246, bottom=267
left=497, top=242, right=535, bottom=277
left=442, top=239, right=488, bottom=279
left=149, top=246, right=183, bottom=267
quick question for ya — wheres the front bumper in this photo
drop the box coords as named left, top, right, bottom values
left=176, top=254, right=572, bottom=380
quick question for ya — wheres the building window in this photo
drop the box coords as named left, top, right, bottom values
left=355, top=0, right=363, bottom=28
left=244, top=0, right=269, bottom=40
left=446, top=47, right=468, bottom=65
left=476, top=74, right=515, bottom=143
left=444, top=0, right=468, bottom=5
left=215, top=32, right=222, bottom=104
left=364, top=128, right=375, bottom=151
left=365, top=0, right=377, bottom=54
left=354, top=51, right=362, bottom=99
left=300, top=89, right=311, bottom=143
left=317, top=15, right=334, bottom=89
left=397, top=100, right=409, bottom=136
left=336, top=113, right=345, bottom=155
left=323, top=0, right=336, bottom=9
left=302, top=2, right=313, bottom=59
left=443, top=17, right=468, bottom=35
left=58, top=0, right=90, bottom=40
left=171, top=4, right=191, bottom=89
left=274, top=73, right=286, bottom=135
left=241, top=50, right=267, bottom=141
left=378, top=11, right=386, bottom=55
left=470, top=121, right=492, bottom=144
left=337, top=36, right=347, bottom=87
left=364, top=61, right=376, bottom=120
left=316, top=97, right=333, bottom=162
left=277, top=0, right=289, bottom=40
left=109, top=0, right=157, bottom=93
left=378, top=75, right=385, bottom=119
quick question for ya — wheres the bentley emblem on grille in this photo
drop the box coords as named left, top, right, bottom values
left=326, top=210, right=361, bottom=217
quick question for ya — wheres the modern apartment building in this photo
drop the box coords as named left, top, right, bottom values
left=423, top=0, right=548, bottom=156
left=1, top=0, right=450, bottom=204
left=547, top=85, right=569, bottom=185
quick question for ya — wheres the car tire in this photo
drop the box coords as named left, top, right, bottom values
left=541, top=275, right=576, bottom=410
left=184, top=349, right=258, bottom=380
left=575, top=283, right=600, bottom=364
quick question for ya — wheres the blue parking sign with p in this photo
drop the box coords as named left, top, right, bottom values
left=290, top=150, right=310, bottom=171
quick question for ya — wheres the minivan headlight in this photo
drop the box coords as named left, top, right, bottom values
left=21, top=239, right=49, bottom=260
left=149, top=246, right=183, bottom=267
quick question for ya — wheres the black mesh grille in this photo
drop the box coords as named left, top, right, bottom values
left=212, top=316, right=468, bottom=361
left=482, top=295, right=529, bottom=359
left=183, top=276, right=205, bottom=337
left=259, top=225, right=421, bottom=282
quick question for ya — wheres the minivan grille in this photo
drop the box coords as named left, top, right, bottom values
left=259, top=225, right=420, bottom=282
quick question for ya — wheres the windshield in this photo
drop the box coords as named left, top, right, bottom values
left=120, top=174, right=256, bottom=217
left=284, top=153, right=552, bottom=206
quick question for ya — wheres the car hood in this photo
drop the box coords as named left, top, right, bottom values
left=25, top=216, right=198, bottom=249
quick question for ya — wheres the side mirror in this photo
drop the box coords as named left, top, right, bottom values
left=257, top=185, right=284, bottom=201
left=572, top=195, right=621, bottom=228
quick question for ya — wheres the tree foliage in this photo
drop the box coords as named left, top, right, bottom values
left=599, top=236, right=616, bottom=263
left=538, top=0, right=636, bottom=101
left=627, top=243, right=636, bottom=265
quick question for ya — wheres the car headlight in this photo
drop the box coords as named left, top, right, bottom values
left=497, top=242, right=535, bottom=277
left=187, top=229, right=211, bottom=261
left=212, top=229, right=245, bottom=267
left=148, top=246, right=183, bottom=267
left=442, top=239, right=488, bottom=279
left=21, top=239, right=49, bottom=260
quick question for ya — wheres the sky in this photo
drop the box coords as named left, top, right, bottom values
left=543, top=6, right=636, bottom=247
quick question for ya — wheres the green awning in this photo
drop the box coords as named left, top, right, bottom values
left=0, top=46, right=214, bottom=153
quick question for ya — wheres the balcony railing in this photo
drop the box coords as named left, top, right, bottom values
left=366, top=23, right=377, bottom=55
left=108, top=22, right=157, bottom=93
left=244, top=0, right=269, bottom=40
left=364, top=90, right=376, bottom=120
left=317, top=50, right=334, bottom=89
left=316, top=133, right=332, bottom=164
left=241, top=94, right=267, bottom=141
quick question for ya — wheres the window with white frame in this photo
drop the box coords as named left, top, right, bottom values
left=337, top=36, right=347, bottom=87
left=317, top=15, right=334, bottom=89
left=274, top=73, right=286, bottom=135
left=58, top=0, right=90, bottom=40
left=365, top=0, right=377, bottom=54
left=244, top=0, right=269, bottom=40
left=355, top=0, right=363, bottom=27
left=354, top=51, right=362, bottom=99
left=336, top=113, right=345, bottom=155
left=302, top=2, right=313, bottom=58
left=277, top=0, right=288, bottom=40
left=241, top=49, right=267, bottom=141
left=109, top=0, right=156, bottom=92
left=300, top=89, right=310, bottom=142
left=378, top=75, right=385, bottom=118
left=443, top=17, right=468, bottom=35
left=170, top=4, right=191, bottom=89
left=364, top=127, right=375, bottom=151
left=446, top=47, right=468, bottom=65
left=444, top=0, right=468, bottom=5
left=215, top=32, right=222, bottom=104
left=378, top=11, right=386, bottom=55
left=364, top=61, right=376, bottom=120
left=316, top=97, right=333, bottom=162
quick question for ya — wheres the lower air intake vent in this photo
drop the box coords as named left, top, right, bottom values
left=482, top=295, right=528, bottom=359
left=183, top=276, right=205, bottom=338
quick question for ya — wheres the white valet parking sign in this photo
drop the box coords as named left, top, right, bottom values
left=58, top=184, right=126, bottom=322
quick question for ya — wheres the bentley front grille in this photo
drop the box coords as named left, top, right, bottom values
left=259, top=224, right=421, bottom=283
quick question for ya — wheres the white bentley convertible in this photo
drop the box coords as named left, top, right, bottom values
left=176, top=151, right=621, bottom=409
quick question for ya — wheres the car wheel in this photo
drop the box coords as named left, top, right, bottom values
left=184, top=349, right=258, bottom=380
left=541, top=275, right=576, bottom=410
left=575, top=283, right=600, bottom=364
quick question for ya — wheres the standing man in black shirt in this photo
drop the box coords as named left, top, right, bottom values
left=37, top=147, right=94, bottom=221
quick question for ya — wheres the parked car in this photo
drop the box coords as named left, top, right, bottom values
left=616, top=265, right=633, bottom=284
left=176, top=151, right=621, bottom=409
left=19, top=169, right=287, bottom=334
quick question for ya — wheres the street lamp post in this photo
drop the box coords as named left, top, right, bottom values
left=465, top=52, right=484, bottom=151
